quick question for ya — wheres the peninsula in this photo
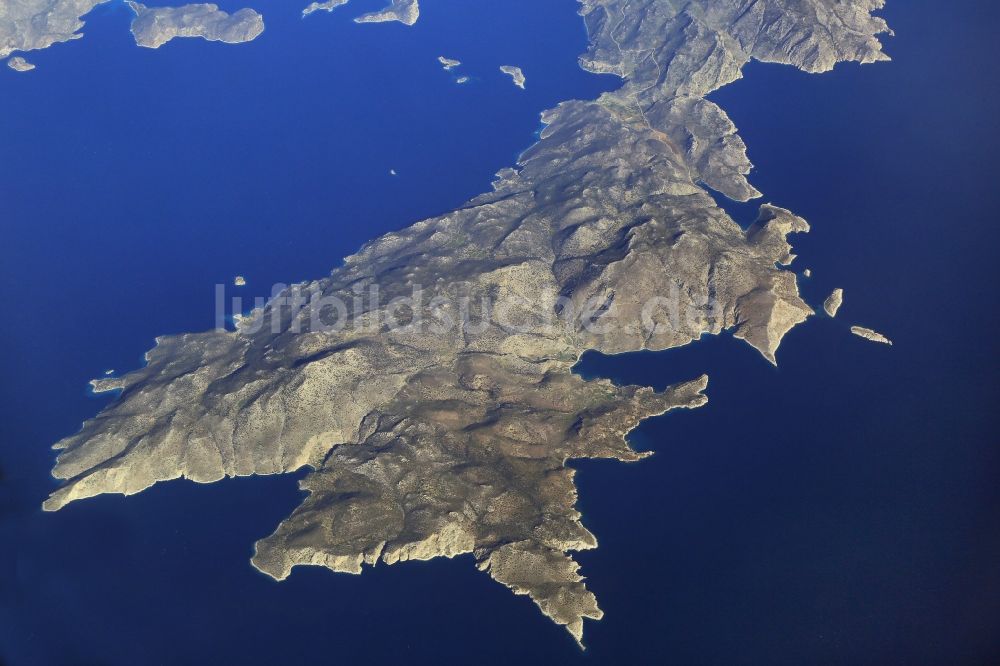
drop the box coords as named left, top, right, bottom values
left=0, top=0, right=106, bottom=59
left=42, top=0, right=893, bottom=646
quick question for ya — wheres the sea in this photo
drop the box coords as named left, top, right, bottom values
left=1, top=0, right=997, bottom=663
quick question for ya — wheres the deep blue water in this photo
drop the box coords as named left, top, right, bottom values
left=1, top=0, right=998, bottom=664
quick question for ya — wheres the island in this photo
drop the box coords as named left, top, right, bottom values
left=803, top=268, right=812, bottom=278
left=438, top=56, right=461, bottom=71
left=354, top=0, right=419, bottom=26
left=126, top=2, right=264, bottom=49
left=824, top=288, right=844, bottom=317
left=0, top=0, right=107, bottom=59
left=0, top=0, right=265, bottom=56
left=234, top=275, right=247, bottom=287
left=851, top=325, right=893, bottom=345
left=0, top=0, right=414, bottom=62
left=500, top=65, right=526, bottom=89
left=6, top=56, right=35, bottom=71
left=302, top=0, right=348, bottom=18
left=41, top=0, right=893, bottom=646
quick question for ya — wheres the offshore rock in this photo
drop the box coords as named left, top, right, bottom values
left=7, top=55, right=35, bottom=71
left=851, top=325, right=893, bottom=345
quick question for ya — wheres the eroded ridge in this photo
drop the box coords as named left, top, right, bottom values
left=45, top=0, right=891, bottom=645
